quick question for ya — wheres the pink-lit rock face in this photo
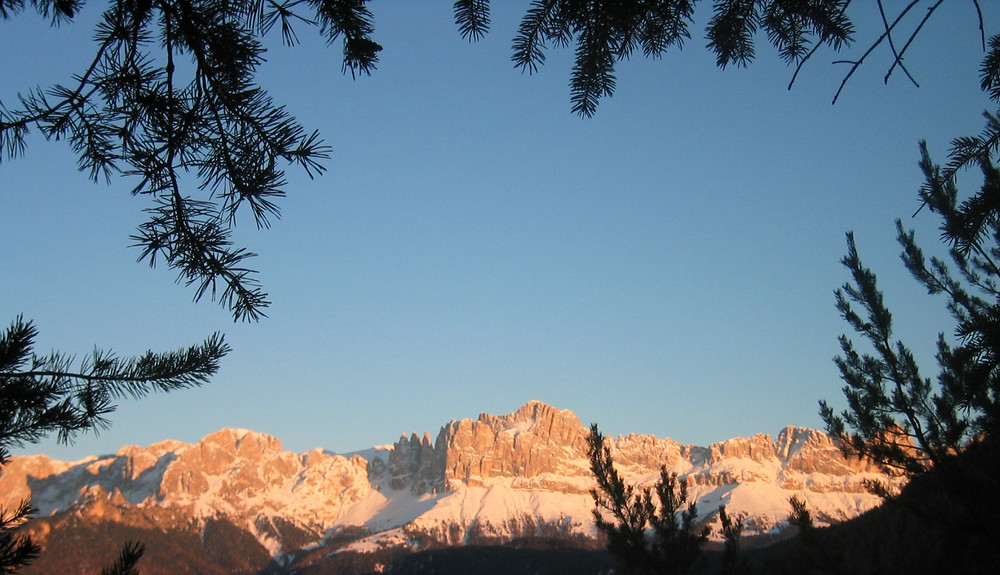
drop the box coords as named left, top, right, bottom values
left=380, top=400, right=894, bottom=496
left=2, top=401, right=904, bottom=564
left=440, top=401, right=592, bottom=485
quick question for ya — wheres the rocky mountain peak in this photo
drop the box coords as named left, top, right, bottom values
left=772, top=425, right=882, bottom=475
left=436, top=401, right=591, bottom=489
left=375, top=402, right=895, bottom=496
left=197, top=428, right=284, bottom=459
left=3, top=400, right=906, bottom=573
left=385, top=431, right=442, bottom=492
left=477, top=400, right=584, bottom=439
left=378, top=401, right=594, bottom=493
left=708, top=433, right=776, bottom=464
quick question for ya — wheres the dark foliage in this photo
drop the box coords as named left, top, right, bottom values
left=456, top=0, right=974, bottom=116
left=504, top=0, right=852, bottom=116
left=376, top=542, right=613, bottom=575
left=588, top=423, right=711, bottom=575
left=279, top=545, right=406, bottom=575
left=745, top=438, right=1000, bottom=574
left=786, top=495, right=814, bottom=546
left=1, top=315, right=227, bottom=574
left=718, top=505, right=745, bottom=575
left=0, top=316, right=227, bottom=463
left=296, top=541, right=604, bottom=575
left=819, top=21, right=1000, bottom=564
left=0, top=499, right=38, bottom=575
left=821, top=28, right=1000, bottom=484
left=100, top=541, right=144, bottom=575
left=18, top=513, right=273, bottom=575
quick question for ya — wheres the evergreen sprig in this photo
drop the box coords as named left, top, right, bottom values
left=507, top=0, right=859, bottom=116
left=454, top=0, right=490, bottom=42
left=99, top=541, right=144, bottom=575
left=511, top=0, right=700, bottom=117
left=309, top=0, right=382, bottom=78
left=0, top=0, right=387, bottom=322
left=0, top=315, right=229, bottom=463
left=0, top=499, right=40, bottom=574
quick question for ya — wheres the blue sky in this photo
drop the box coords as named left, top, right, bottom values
left=2, top=2, right=995, bottom=460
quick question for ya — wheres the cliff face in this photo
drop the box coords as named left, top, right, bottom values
left=1, top=428, right=372, bottom=542
left=380, top=400, right=893, bottom=496
left=382, top=401, right=592, bottom=493
left=440, top=401, right=592, bottom=486
left=386, top=431, right=442, bottom=493
left=0, top=401, right=903, bottom=573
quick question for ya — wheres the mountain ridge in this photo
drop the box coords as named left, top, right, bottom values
left=0, top=400, right=903, bottom=573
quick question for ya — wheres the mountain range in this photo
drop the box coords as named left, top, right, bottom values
left=0, top=401, right=904, bottom=574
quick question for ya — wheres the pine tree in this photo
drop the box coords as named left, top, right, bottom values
left=787, top=495, right=815, bottom=547
left=0, top=316, right=228, bottom=573
left=588, top=423, right=709, bottom=575
left=718, top=505, right=745, bottom=575
left=821, top=138, right=1000, bottom=473
left=820, top=28, right=1000, bottom=548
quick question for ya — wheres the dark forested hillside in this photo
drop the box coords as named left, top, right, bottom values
left=746, top=438, right=1000, bottom=575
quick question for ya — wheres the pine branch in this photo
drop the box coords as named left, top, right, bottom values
left=0, top=499, right=40, bottom=574
left=707, top=0, right=758, bottom=69
left=309, top=0, right=382, bottom=78
left=100, top=542, right=144, bottom=575
left=454, top=0, right=490, bottom=42
left=882, top=0, right=944, bottom=87
left=1, top=316, right=229, bottom=455
left=831, top=0, right=919, bottom=104
left=2, top=1, right=337, bottom=321
left=511, top=0, right=560, bottom=75
left=876, top=0, right=918, bottom=89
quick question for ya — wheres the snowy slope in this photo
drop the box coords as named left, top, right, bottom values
left=0, top=401, right=903, bottom=561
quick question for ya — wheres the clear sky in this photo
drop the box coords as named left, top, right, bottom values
left=2, top=2, right=995, bottom=461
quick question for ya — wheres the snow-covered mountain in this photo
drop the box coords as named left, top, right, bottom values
left=0, top=401, right=902, bottom=573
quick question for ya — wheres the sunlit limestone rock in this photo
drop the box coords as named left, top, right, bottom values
left=150, top=428, right=372, bottom=526
left=377, top=401, right=594, bottom=493
left=159, top=429, right=300, bottom=505
left=708, top=433, right=776, bottom=464
left=3, top=427, right=376, bottom=561
left=3, top=400, right=909, bottom=571
left=368, top=400, right=906, bottom=500
left=386, top=431, right=443, bottom=493
left=610, top=433, right=689, bottom=470
left=438, top=401, right=591, bottom=489
left=0, top=454, right=75, bottom=509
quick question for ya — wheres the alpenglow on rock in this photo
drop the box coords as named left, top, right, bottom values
left=377, top=400, right=889, bottom=496
left=385, top=401, right=593, bottom=493
left=1, top=401, right=903, bottom=573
